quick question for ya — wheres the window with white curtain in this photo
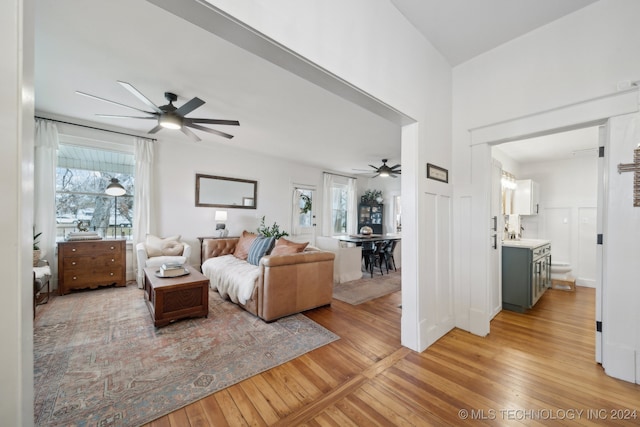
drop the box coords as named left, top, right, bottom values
left=331, top=182, right=349, bottom=235
left=55, top=142, right=134, bottom=240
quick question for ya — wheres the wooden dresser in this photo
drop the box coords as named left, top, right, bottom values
left=57, top=239, right=126, bottom=295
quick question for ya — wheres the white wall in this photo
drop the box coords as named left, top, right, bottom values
left=453, top=0, right=640, bottom=381
left=153, top=135, right=329, bottom=264
left=3, top=0, right=35, bottom=424
left=186, top=0, right=454, bottom=351
left=517, top=155, right=598, bottom=287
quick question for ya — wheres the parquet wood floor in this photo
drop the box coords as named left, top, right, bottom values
left=145, top=285, right=640, bottom=426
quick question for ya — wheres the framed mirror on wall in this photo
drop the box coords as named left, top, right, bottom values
left=195, top=173, right=257, bottom=209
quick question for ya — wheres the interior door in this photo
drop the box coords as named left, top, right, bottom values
left=291, top=185, right=316, bottom=243
left=490, top=158, right=503, bottom=319
left=596, top=125, right=605, bottom=364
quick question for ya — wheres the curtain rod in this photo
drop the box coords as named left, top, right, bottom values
left=323, top=171, right=358, bottom=179
left=35, top=116, right=157, bottom=142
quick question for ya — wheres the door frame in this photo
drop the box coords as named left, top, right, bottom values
left=467, top=88, right=638, bottom=369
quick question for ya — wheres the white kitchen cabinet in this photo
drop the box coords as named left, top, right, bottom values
left=514, top=179, right=540, bottom=215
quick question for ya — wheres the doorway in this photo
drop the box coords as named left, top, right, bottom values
left=490, top=125, right=601, bottom=358
left=469, top=87, right=640, bottom=382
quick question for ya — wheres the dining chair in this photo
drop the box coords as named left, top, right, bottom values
left=382, top=239, right=398, bottom=272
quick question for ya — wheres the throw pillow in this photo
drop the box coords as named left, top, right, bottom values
left=146, top=234, right=181, bottom=257
left=247, top=235, right=276, bottom=266
left=161, top=240, right=184, bottom=256
left=233, top=230, right=257, bottom=260
left=270, top=237, right=309, bottom=256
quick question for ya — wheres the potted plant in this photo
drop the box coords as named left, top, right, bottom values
left=33, top=231, right=42, bottom=266
left=257, top=216, right=289, bottom=239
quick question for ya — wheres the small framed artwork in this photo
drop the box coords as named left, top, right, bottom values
left=426, top=163, right=448, bottom=183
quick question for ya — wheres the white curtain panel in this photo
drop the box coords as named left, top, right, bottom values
left=347, top=177, right=357, bottom=235
left=321, top=172, right=334, bottom=236
left=34, top=119, right=59, bottom=262
left=133, top=138, right=154, bottom=287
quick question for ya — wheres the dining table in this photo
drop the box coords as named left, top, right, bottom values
left=335, top=233, right=401, bottom=246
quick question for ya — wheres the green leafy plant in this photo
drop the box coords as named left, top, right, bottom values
left=362, top=189, right=382, bottom=203
left=257, top=216, right=289, bottom=239
left=33, top=231, right=42, bottom=251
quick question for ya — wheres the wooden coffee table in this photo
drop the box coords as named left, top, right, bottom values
left=143, top=265, right=209, bottom=327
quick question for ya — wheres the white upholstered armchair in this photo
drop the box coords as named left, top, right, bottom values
left=136, top=235, right=192, bottom=287
left=315, top=236, right=362, bottom=283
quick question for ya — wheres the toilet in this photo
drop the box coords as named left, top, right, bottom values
left=550, top=261, right=576, bottom=291
left=550, top=261, right=572, bottom=279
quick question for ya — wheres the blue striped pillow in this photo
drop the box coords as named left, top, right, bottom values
left=247, top=235, right=275, bottom=265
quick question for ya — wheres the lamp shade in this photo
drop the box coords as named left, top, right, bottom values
left=105, top=178, right=126, bottom=196
left=215, top=210, right=228, bottom=221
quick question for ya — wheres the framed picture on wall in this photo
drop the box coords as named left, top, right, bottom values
left=426, top=163, right=448, bottom=183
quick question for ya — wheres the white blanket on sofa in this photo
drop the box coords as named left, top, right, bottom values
left=201, top=254, right=260, bottom=305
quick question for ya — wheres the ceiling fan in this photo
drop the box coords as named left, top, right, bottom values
left=76, top=81, right=239, bottom=142
left=355, top=159, right=401, bottom=178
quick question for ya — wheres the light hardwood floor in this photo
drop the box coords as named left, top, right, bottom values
left=145, top=284, right=640, bottom=426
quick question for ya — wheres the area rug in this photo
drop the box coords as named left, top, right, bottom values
left=333, top=269, right=401, bottom=305
left=33, top=284, right=339, bottom=427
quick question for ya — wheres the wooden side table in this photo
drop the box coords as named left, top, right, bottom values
left=143, top=265, right=209, bottom=327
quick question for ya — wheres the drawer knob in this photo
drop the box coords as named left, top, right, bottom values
left=110, top=246, right=115, bottom=250
left=72, top=262, right=76, bottom=265
left=110, top=273, right=114, bottom=276
left=71, top=248, right=76, bottom=252
left=111, top=259, right=115, bottom=262
left=72, top=276, right=77, bottom=280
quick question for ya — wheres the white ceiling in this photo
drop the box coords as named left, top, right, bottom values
left=390, top=0, right=598, bottom=66
left=35, top=0, right=599, bottom=174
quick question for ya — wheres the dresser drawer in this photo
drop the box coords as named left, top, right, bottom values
left=59, top=241, right=123, bottom=256
left=58, top=239, right=126, bottom=295
left=62, top=254, right=123, bottom=270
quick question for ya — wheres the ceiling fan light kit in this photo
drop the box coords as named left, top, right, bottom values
left=76, top=81, right=239, bottom=141
left=364, top=159, right=401, bottom=178
left=159, top=113, right=182, bottom=130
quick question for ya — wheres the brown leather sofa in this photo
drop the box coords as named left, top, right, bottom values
left=201, top=238, right=335, bottom=321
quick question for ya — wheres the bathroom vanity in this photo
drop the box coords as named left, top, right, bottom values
left=502, top=239, right=551, bottom=312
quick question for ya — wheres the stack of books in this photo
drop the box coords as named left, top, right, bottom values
left=66, top=231, right=102, bottom=241
left=159, top=262, right=186, bottom=277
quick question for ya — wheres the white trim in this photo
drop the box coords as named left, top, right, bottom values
left=470, top=89, right=639, bottom=146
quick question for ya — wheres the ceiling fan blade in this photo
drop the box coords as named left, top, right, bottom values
left=368, top=165, right=379, bottom=169
left=76, top=91, right=155, bottom=115
left=389, top=164, right=401, bottom=170
left=117, top=81, right=163, bottom=114
left=175, top=97, right=205, bottom=117
left=180, top=126, right=201, bottom=142
left=147, top=124, right=163, bottom=134
left=186, top=118, right=240, bottom=126
left=96, top=114, right=157, bottom=119
left=187, top=123, right=234, bottom=139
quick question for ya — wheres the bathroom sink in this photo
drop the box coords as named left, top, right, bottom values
left=502, top=238, right=550, bottom=248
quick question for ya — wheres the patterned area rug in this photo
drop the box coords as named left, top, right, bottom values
left=33, top=284, right=338, bottom=426
left=333, top=269, right=401, bottom=305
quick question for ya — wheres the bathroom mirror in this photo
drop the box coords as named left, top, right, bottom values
left=195, top=173, right=257, bottom=209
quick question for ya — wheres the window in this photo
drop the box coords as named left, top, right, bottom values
left=331, top=183, right=349, bottom=235
left=55, top=143, right=134, bottom=240
left=323, top=173, right=357, bottom=236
